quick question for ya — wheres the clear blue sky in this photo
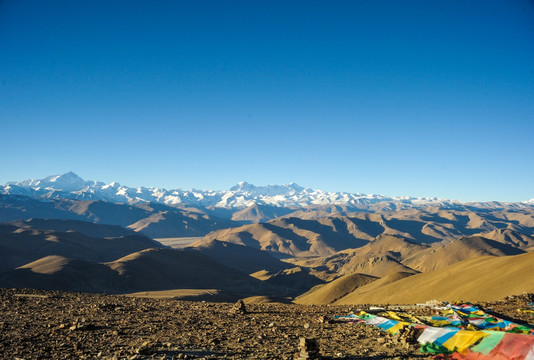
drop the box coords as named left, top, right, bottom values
left=1, top=0, right=533, bottom=202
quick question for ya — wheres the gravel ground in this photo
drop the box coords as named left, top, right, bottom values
left=1, top=288, right=532, bottom=360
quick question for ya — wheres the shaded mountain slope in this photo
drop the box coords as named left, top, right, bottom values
left=231, top=204, right=294, bottom=223
left=203, top=207, right=534, bottom=259
left=474, top=228, right=534, bottom=249
left=291, top=234, right=525, bottom=281
left=403, top=236, right=525, bottom=273
left=6, top=218, right=137, bottom=238
left=286, top=235, right=425, bottom=279
left=249, top=267, right=324, bottom=295
left=332, top=272, right=416, bottom=305
left=107, top=248, right=268, bottom=293
left=127, top=209, right=235, bottom=238
left=0, top=248, right=277, bottom=295
left=187, top=240, right=323, bottom=295
left=0, top=223, right=163, bottom=273
left=0, top=195, right=237, bottom=237
left=202, top=216, right=376, bottom=257
left=280, top=205, right=365, bottom=220
left=0, top=255, right=120, bottom=292
left=200, top=222, right=316, bottom=257
left=185, top=239, right=292, bottom=275
left=334, top=252, right=534, bottom=304
left=294, top=273, right=378, bottom=305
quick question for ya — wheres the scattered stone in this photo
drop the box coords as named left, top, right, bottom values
left=10, top=288, right=510, bottom=359
left=14, top=293, right=49, bottom=299
left=135, top=340, right=158, bottom=355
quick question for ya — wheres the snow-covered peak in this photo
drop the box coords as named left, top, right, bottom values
left=230, top=181, right=257, bottom=192
left=50, top=171, right=83, bottom=182
left=102, top=181, right=121, bottom=189
left=286, top=182, right=305, bottom=192
left=14, top=171, right=88, bottom=192
left=2, top=172, right=532, bottom=210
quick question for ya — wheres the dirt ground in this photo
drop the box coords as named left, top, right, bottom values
left=1, top=288, right=532, bottom=360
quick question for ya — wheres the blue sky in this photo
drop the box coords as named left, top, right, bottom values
left=1, top=0, right=533, bottom=202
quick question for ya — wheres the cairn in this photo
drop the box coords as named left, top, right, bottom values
left=395, top=326, right=423, bottom=348
left=295, top=337, right=320, bottom=360
left=230, top=299, right=247, bottom=315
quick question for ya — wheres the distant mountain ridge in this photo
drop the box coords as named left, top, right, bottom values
left=0, top=195, right=237, bottom=238
left=3, top=172, right=531, bottom=210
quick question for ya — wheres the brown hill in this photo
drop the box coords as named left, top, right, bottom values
left=203, top=207, right=534, bottom=260
left=280, top=205, right=360, bottom=220
left=474, top=228, right=534, bottom=249
left=202, top=216, right=374, bottom=257
left=0, top=223, right=163, bottom=273
left=332, top=272, right=416, bottom=305
left=319, top=253, right=415, bottom=280
left=0, top=255, right=120, bottom=292
left=231, top=204, right=294, bottom=223
left=289, top=235, right=424, bottom=280
left=334, top=252, right=534, bottom=304
left=107, top=248, right=268, bottom=293
left=127, top=209, right=235, bottom=238
left=185, top=239, right=292, bottom=274
left=200, top=222, right=319, bottom=257
left=249, top=267, right=324, bottom=294
left=357, top=234, right=428, bottom=257
left=403, top=236, right=525, bottom=273
left=241, top=295, right=292, bottom=304
left=0, top=248, right=277, bottom=296
left=294, top=234, right=524, bottom=281
left=294, top=273, right=378, bottom=305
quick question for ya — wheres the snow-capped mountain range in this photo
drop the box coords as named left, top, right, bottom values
left=0, top=172, right=530, bottom=209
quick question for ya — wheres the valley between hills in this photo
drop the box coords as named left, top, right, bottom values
left=1, top=173, right=534, bottom=305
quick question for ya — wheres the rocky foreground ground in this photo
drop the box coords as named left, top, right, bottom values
left=1, top=288, right=533, bottom=360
